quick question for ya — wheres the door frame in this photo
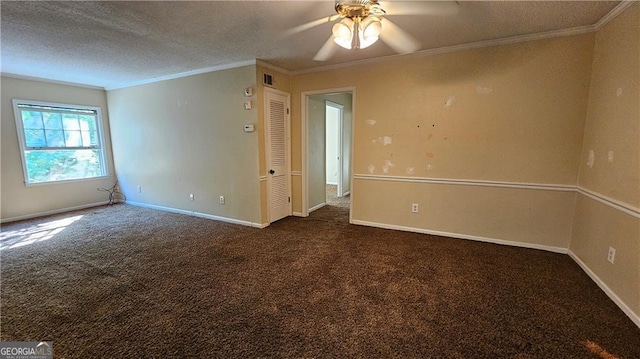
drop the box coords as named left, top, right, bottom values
left=325, top=101, right=344, bottom=197
left=264, top=87, right=292, bottom=224
left=301, top=87, right=355, bottom=221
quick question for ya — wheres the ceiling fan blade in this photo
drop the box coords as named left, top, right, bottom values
left=281, top=14, right=341, bottom=38
left=379, top=18, right=421, bottom=54
left=313, top=37, right=338, bottom=61
left=382, top=1, right=459, bottom=16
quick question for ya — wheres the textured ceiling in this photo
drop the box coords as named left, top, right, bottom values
left=0, top=1, right=622, bottom=89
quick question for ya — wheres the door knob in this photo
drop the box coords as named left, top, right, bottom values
left=269, top=169, right=275, bottom=175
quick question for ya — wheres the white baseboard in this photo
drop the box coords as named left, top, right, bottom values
left=342, top=191, right=351, bottom=197
left=1, top=201, right=110, bottom=223
left=309, top=202, right=326, bottom=213
left=568, top=250, right=640, bottom=328
left=292, top=211, right=305, bottom=217
left=126, top=201, right=264, bottom=228
left=350, top=219, right=568, bottom=254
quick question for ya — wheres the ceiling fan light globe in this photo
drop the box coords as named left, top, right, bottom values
left=358, top=15, right=382, bottom=49
left=332, top=19, right=355, bottom=49
left=358, top=34, right=378, bottom=49
left=360, top=16, right=382, bottom=39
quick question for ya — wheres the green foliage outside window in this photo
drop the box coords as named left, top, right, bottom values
left=25, top=150, right=102, bottom=183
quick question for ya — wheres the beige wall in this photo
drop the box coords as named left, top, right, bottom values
left=1, top=77, right=116, bottom=220
left=290, top=34, right=594, bottom=248
left=570, top=3, right=640, bottom=319
left=107, top=65, right=262, bottom=225
left=354, top=179, right=576, bottom=250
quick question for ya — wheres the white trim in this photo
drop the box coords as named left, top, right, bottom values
left=105, top=59, right=257, bottom=90
left=291, top=171, right=302, bottom=176
left=350, top=219, right=568, bottom=254
left=1, top=201, right=110, bottom=223
left=568, top=250, right=640, bottom=328
left=577, top=186, right=640, bottom=218
left=594, top=0, right=636, bottom=30
left=309, top=202, right=326, bottom=213
left=354, top=174, right=575, bottom=192
left=125, top=201, right=264, bottom=228
left=342, top=191, right=351, bottom=197
left=22, top=175, right=112, bottom=187
left=1, top=73, right=105, bottom=90
left=292, top=211, right=305, bottom=217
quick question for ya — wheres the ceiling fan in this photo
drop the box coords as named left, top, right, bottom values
left=284, top=0, right=459, bottom=61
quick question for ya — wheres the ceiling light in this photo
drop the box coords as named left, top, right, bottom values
left=332, top=18, right=355, bottom=49
left=332, top=15, right=382, bottom=50
left=358, top=16, right=382, bottom=49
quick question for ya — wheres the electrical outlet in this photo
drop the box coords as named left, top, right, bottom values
left=411, top=203, right=419, bottom=213
left=607, top=247, right=616, bottom=264
left=137, top=185, right=142, bottom=193
left=219, top=196, right=225, bottom=205
left=189, top=193, right=194, bottom=201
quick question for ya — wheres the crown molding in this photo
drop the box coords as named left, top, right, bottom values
left=5, top=2, right=633, bottom=89
left=105, top=59, right=258, bottom=91
left=0, top=73, right=105, bottom=90
left=594, top=0, right=636, bottom=30
left=291, top=1, right=637, bottom=76
left=291, top=24, right=595, bottom=76
left=256, top=59, right=293, bottom=76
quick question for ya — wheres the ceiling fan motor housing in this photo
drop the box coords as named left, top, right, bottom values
left=335, top=0, right=385, bottom=19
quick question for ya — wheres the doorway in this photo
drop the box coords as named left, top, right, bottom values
left=325, top=101, right=349, bottom=208
left=302, top=88, right=354, bottom=218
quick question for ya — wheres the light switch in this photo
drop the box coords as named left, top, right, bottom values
left=244, top=100, right=252, bottom=110
left=243, top=124, right=255, bottom=133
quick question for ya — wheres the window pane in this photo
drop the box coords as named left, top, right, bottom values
left=22, top=111, right=43, bottom=129
left=25, top=149, right=103, bottom=183
left=62, top=114, right=80, bottom=130
left=45, top=130, right=65, bottom=147
left=25, top=129, right=46, bottom=147
left=86, top=131, right=99, bottom=146
left=64, top=130, right=82, bottom=147
left=79, top=115, right=96, bottom=131
left=43, top=112, right=63, bottom=129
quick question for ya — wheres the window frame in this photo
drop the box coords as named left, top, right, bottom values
left=12, top=99, right=110, bottom=186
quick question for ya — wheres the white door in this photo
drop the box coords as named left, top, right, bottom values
left=265, top=89, right=291, bottom=223
left=325, top=102, right=344, bottom=195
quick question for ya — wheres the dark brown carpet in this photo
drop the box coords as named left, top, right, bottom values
left=1, top=204, right=639, bottom=358
left=326, top=184, right=350, bottom=208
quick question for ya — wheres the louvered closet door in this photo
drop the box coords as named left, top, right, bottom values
left=265, top=89, right=291, bottom=223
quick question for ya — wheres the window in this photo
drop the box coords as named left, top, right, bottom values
left=12, top=99, right=109, bottom=185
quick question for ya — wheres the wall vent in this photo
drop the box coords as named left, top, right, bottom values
left=263, top=73, right=274, bottom=87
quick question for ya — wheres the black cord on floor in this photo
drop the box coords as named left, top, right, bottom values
left=97, top=180, right=126, bottom=205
